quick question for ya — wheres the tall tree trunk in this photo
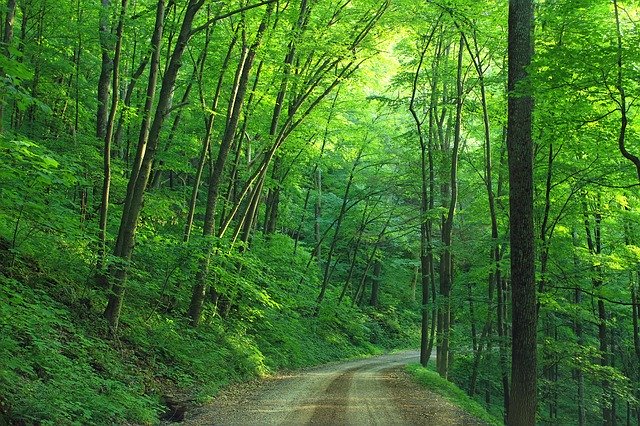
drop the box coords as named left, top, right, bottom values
left=612, top=0, right=640, bottom=181
left=104, top=0, right=205, bottom=333
left=316, top=148, right=363, bottom=309
left=507, top=0, right=536, bottom=424
left=262, top=0, right=311, bottom=235
left=632, top=273, right=640, bottom=426
left=437, top=35, right=463, bottom=380
left=103, top=0, right=166, bottom=332
left=114, top=53, right=148, bottom=162
left=0, top=0, right=17, bottom=133
left=409, top=19, right=440, bottom=368
left=461, top=26, right=508, bottom=409
left=188, top=3, right=274, bottom=326
left=584, top=202, right=613, bottom=426
left=538, top=142, right=556, bottom=421
left=368, top=256, right=382, bottom=307
left=570, top=229, right=586, bottom=426
left=353, top=214, right=391, bottom=307
left=120, top=0, right=165, bottom=223
left=97, top=0, right=128, bottom=280
left=183, top=32, right=237, bottom=242
left=337, top=199, right=373, bottom=305
left=97, top=0, right=113, bottom=139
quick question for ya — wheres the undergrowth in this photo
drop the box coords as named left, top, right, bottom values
left=406, top=364, right=502, bottom=426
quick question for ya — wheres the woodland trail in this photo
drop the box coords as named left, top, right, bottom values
left=181, top=351, right=486, bottom=425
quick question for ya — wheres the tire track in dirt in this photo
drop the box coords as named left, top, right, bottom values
left=306, top=368, right=354, bottom=424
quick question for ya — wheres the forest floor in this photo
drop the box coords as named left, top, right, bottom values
left=179, top=351, right=487, bottom=425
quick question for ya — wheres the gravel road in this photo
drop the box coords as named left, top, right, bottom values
left=182, top=351, right=486, bottom=425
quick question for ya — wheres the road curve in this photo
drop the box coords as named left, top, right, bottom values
left=182, top=351, right=485, bottom=425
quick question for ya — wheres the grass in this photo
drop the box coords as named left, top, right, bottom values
left=406, top=363, right=502, bottom=426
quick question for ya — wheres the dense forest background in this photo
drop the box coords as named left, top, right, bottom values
left=0, top=0, right=639, bottom=424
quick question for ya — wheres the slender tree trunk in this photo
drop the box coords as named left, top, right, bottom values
left=538, top=142, right=556, bottom=421
left=462, top=27, right=508, bottom=409
left=105, top=0, right=205, bottom=333
left=183, top=33, right=236, bottom=242
left=507, top=0, right=536, bottom=423
left=120, top=0, right=165, bottom=224
left=368, top=259, right=382, bottom=307
left=613, top=0, right=640, bottom=181
left=189, top=3, right=273, bottom=326
left=437, top=35, right=463, bottom=379
left=584, top=201, right=613, bottom=425
left=96, top=0, right=113, bottom=139
left=572, top=227, right=586, bottom=426
left=97, top=0, right=128, bottom=280
left=114, top=55, right=148, bottom=161
left=632, top=274, right=640, bottom=426
left=104, top=0, right=166, bottom=333
left=409, top=20, right=440, bottom=368
left=633, top=284, right=640, bottom=363
left=0, top=0, right=17, bottom=133
left=263, top=0, right=310, bottom=235
left=316, top=148, right=363, bottom=309
left=337, top=203, right=383, bottom=307
left=353, top=217, right=390, bottom=307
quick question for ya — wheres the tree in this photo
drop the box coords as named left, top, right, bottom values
left=507, top=0, right=536, bottom=424
left=104, top=0, right=206, bottom=333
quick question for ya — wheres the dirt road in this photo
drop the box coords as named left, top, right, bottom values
left=182, top=351, right=486, bottom=425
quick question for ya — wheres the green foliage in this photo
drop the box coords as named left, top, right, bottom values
left=0, top=275, right=160, bottom=424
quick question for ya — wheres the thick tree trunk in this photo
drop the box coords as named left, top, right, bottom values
left=507, top=0, right=536, bottom=424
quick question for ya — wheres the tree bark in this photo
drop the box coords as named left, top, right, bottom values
left=183, top=32, right=237, bottom=242
left=97, top=0, right=128, bottom=280
left=119, top=0, right=165, bottom=223
left=104, top=0, right=205, bottom=333
left=0, top=0, right=17, bottom=132
left=96, top=0, right=113, bottom=139
left=613, top=0, right=640, bottom=181
left=188, top=3, right=274, bottom=326
left=584, top=202, right=613, bottom=426
left=437, top=35, right=463, bottom=380
left=507, top=0, right=536, bottom=424
left=408, top=18, right=440, bottom=368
